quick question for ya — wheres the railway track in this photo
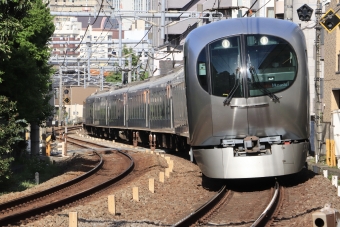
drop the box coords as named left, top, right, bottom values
left=173, top=182, right=283, bottom=227
left=66, top=136, right=109, bottom=149
left=0, top=139, right=134, bottom=226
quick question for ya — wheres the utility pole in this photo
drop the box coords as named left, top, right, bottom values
left=160, top=0, right=165, bottom=41
left=118, top=17, right=123, bottom=83
left=128, top=55, right=132, bottom=83
left=86, top=42, right=91, bottom=86
left=83, top=64, right=86, bottom=88
left=77, top=58, right=80, bottom=86
left=100, top=67, right=104, bottom=90
left=284, top=0, right=293, bottom=21
left=59, top=65, right=63, bottom=127
left=314, top=0, right=322, bottom=163
left=198, top=4, right=203, bottom=27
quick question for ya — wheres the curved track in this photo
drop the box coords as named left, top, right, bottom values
left=173, top=182, right=283, bottom=227
left=0, top=140, right=134, bottom=226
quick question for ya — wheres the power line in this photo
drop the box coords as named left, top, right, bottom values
left=57, top=0, right=105, bottom=67
left=243, top=0, right=258, bottom=17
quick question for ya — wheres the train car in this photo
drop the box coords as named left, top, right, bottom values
left=83, top=70, right=189, bottom=151
left=184, top=17, right=309, bottom=178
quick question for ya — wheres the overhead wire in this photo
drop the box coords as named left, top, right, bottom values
left=127, top=2, right=194, bottom=77
left=255, top=0, right=272, bottom=16
left=109, top=0, right=212, bottom=76
left=243, top=0, right=258, bottom=17
left=137, top=0, right=209, bottom=61
left=58, top=0, right=255, bottom=80
left=73, top=0, right=104, bottom=53
left=54, top=0, right=105, bottom=89
left=60, top=0, right=112, bottom=80
left=77, top=19, right=115, bottom=64
left=74, top=2, right=118, bottom=69
left=63, top=0, right=104, bottom=61
left=142, top=23, right=196, bottom=61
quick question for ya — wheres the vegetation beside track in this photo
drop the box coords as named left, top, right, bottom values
left=0, top=155, right=65, bottom=195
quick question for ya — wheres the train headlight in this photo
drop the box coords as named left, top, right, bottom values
left=260, top=36, right=268, bottom=45
left=222, top=39, right=230, bottom=48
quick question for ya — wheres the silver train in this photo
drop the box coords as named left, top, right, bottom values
left=84, top=17, right=310, bottom=179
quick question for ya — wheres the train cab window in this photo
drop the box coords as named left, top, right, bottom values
left=197, top=48, right=209, bottom=92
left=209, top=36, right=243, bottom=98
left=245, top=35, right=297, bottom=97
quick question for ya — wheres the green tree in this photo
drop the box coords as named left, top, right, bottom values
left=0, top=0, right=32, bottom=63
left=0, top=0, right=32, bottom=183
left=105, top=71, right=122, bottom=83
left=0, top=0, right=55, bottom=124
left=0, top=0, right=54, bottom=165
left=122, top=45, right=139, bottom=67
left=105, top=45, right=147, bottom=83
left=0, top=96, right=26, bottom=184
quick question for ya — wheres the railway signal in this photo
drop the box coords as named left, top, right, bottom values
left=320, top=9, right=340, bottom=33
left=297, top=4, right=313, bottom=21
left=63, top=97, right=70, bottom=104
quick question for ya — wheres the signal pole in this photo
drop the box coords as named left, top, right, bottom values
left=59, top=65, right=63, bottom=127
left=314, top=0, right=322, bottom=163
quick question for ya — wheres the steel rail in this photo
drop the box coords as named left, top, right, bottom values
left=172, top=185, right=227, bottom=227
left=0, top=152, right=103, bottom=212
left=0, top=149, right=133, bottom=226
left=250, top=181, right=281, bottom=227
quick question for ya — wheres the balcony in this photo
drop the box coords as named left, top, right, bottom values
left=275, top=1, right=284, bottom=14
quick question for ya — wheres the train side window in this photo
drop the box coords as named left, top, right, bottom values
left=197, top=48, right=209, bottom=92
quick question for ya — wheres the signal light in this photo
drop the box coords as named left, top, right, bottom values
left=320, top=9, right=340, bottom=33
left=297, top=4, right=313, bottom=21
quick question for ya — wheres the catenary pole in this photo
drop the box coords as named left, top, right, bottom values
left=59, top=65, right=63, bottom=127
left=315, top=0, right=322, bottom=163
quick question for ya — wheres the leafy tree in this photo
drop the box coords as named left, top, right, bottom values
left=122, top=45, right=139, bottom=67
left=0, top=0, right=54, bottom=180
left=105, top=46, right=148, bottom=83
left=0, top=0, right=55, bottom=124
left=0, top=0, right=32, bottom=183
left=105, top=71, right=122, bottom=83
left=0, top=0, right=32, bottom=63
left=0, top=96, right=26, bottom=184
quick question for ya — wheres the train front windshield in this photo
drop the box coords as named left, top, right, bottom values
left=197, top=35, right=297, bottom=98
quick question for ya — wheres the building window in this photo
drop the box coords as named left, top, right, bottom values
left=276, top=14, right=284, bottom=19
left=267, top=7, right=274, bottom=18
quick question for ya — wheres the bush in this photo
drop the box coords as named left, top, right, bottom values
left=0, top=96, right=26, bottom=186
left=0, top=155, right=62, bottom=194
left=0, top=157, right=14, bottom=186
